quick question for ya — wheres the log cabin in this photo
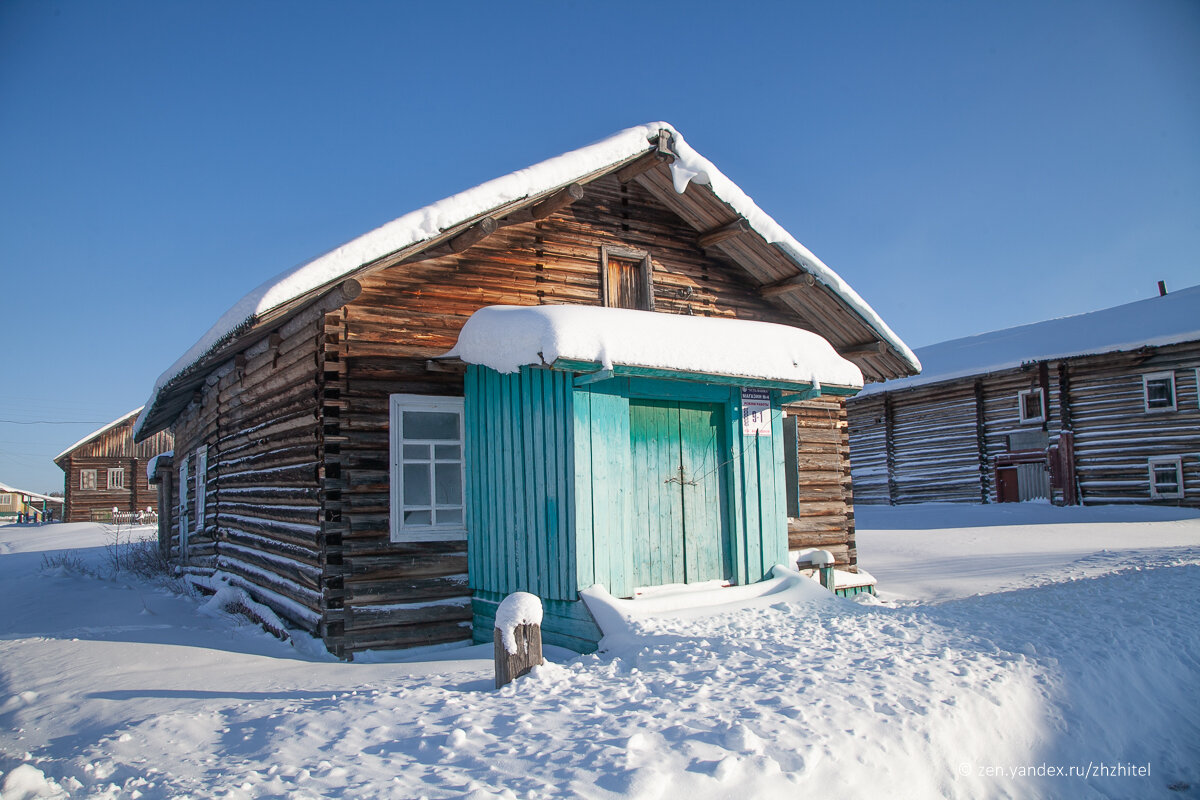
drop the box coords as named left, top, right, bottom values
left=54, top=408, right=174, bottom=523
left=847, top=285, right=1200, bottom=507
left=135, top=123, right=920, bottom=657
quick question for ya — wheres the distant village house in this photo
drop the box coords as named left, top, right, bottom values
left=848, top=285, right=1200, bottom=507
left=55, top=408, right=174, bottom=523
left=0, top=481, right=64, bottom=523
left=135, top=123, right=919, bottom=657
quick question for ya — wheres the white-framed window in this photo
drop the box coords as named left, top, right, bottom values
left=1148, top=457, right=1184, bottom=499
left=389, top=394, right=466, bottom=542
left=1018, top=388, right=1045, bottom=424
left=107, top=468, right=125, bottom=490
left=0, top=493, right=12, bottom=506
left=1143, top=371, right=1176, bottom=412
left=80, top=469, right=97, bottom=491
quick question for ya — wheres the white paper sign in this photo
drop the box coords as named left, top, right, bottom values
left=741, top=388, right=772, bottom=436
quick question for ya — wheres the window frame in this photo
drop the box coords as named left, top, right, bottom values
left=599, top=245, right=655, bottom=311
left=1142, top=371, right=1177, bottom=413
left=1148, top=456, right=1184, bottom=499
left=389, top=394, right=467, bottom=543
left=80, top=469, right=97, bottom=491
left=0, top=493, right=11, bottom=506
left=107, top=467, right=125, bottom=491
left=195, top=446, right=207, bottom=528
left=1017, top=387, right=1045, bottom=424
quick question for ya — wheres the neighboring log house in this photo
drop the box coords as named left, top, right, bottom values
left=54, top=408, right=174, bottom=523
left=135, top=123, right=919, bottom=657
left=848, top=285, right=1200, bottom=507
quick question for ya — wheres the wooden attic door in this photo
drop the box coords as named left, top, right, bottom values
left=601, top=246, right=654, bottom=311
left=628, top=399, right=731, bottom=588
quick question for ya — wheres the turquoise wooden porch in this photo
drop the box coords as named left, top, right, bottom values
left=464, top=363, right=854, bottom=652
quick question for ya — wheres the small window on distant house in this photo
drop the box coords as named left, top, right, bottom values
left=107, top=468, right=125, bottom=490
left=1143, top=372, right=1176, bottom=412
left=80, top=469, right=97, bottom=491
left=1148, top=457, right=1184, bottom=499
left=389, top=394, right=466, bottom=542
left=1018, top=388, right=1044, bottom=424
left=600, top=246, right=654, bottom=311
left=0, top=494, right=12, bottom=506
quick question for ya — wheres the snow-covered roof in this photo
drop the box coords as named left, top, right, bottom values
left=0, top=481, right=64, bottom=504
left=137, top=122, right=916, bottom=438
left=54, top=407, right=143, bottom=463
left=447, top=305, right=864, bottom=390
left=859, top=285, right=1200, bottom=395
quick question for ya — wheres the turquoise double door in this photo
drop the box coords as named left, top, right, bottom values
left=628, top=399, right=732, bottom=588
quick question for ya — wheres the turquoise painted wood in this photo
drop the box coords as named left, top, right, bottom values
left=465, top=366, right=577, bottom=603
left=467, top=363, right=809, bottom=652
left=628, top=400, right=731, bottom=587
left=472, top=592, right=602, bottom=654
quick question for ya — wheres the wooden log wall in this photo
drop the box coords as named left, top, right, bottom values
left=846, top=394, right=889, bottom=505
left=786, top=396, right=859, bottom=568
left=1068, top=344, right=1199, bottom=505
left=847, top=340, right=1200, bottom=507
left=165, top=308, right=327, bottom=635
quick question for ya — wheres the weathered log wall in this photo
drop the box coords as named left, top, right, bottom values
left=166, top=309, right=326, bottom=634
left=786, top=397, right=858, bottom=568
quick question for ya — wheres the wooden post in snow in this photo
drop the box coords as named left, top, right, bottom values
left=494, top=592, right=544, bottom=689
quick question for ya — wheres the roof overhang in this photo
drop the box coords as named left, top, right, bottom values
left=446, top=304, right=864, bottom=396
left=136, top=123, right=913, bottom=440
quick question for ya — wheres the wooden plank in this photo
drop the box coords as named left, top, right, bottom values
left=572, top=388, right=593, bottom=591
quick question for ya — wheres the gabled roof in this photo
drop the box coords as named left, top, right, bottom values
left=54, top=407, right=143, bottom=465
left=859, top=284, right=1200, bottom=395
left=136, top=122, right=919, bottom=439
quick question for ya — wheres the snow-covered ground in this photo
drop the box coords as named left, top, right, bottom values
left=1, top=505, right=1198, bottom=799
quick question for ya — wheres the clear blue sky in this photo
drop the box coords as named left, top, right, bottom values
left=2, top=0, right=1198, bottom=493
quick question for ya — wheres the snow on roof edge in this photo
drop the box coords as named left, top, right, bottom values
left=857, top=286, right=1200, bottom=397
left=136, top=122, right=915, bottom=437
left=446, top=304, right=865, bottom=389
left=54, top=407, right=145, bottom=463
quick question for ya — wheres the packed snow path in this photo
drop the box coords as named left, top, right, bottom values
left=1, top=510, right=1198, bottom=799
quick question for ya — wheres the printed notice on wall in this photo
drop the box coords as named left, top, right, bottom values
left=741, top=388, right=772, bottom=436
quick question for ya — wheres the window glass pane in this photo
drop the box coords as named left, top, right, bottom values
left=403, top=464, right=431, bottom=504
left=1153, top=464, right=1179, bottom=489
left=434, top=444, right=461, bottom=460
left=1021, top=391, right=1042, bottom=419
left=1146, top=380, right=1173, bottom=408
left=434, top=464, right=462, bottom=504
left=404, top=411, right=459, bottom=440
left=403, top=509, right=432, bottom=525
left=403, top=444, right=430, bottom=460
left=436, top=508, right=463, bottom=524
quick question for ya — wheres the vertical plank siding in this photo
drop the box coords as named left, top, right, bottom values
left=848, top=341, right=1200, bottom=507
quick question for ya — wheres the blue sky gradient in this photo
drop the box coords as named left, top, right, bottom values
left=2, top=0, right=1198, bottom=492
